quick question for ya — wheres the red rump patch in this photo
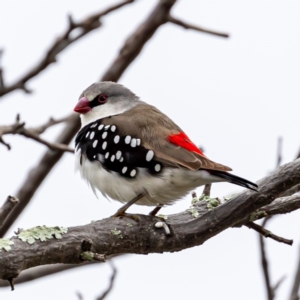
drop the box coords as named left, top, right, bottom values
left=168, top=132, right=206, bottom=156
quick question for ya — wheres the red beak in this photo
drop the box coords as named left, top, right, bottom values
left=74, top=97, right=91, bottom=114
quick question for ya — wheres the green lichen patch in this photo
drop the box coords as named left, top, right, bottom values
left=206, top=198, right=220, bottom=210
left=81, top=251, right=94, bottom=261
left=186, top=206, right=199, bottom=218
left=157, top=214, right=168, bottom=220
left=17, top=226, right=68, bottom=244
left=224, top=194, right=236, bottom=201
left=111, top=228, right=123, bottom=238
left=249, top=211, right=268, bottom=222
left=0, top=238, right=14, bottom=252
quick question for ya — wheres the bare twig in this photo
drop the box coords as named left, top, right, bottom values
left=289, top=243, right=300, bottom=300
left=0, top=115, right=74, bottom=152
left=277, top=136, right=283, bottom=167
left=101, top=0, right=176, bottom=81
left=259, top=217, right=274, bottom=300
left=246, top=221, right=293, bottom=246
left=96, top=262, right=117, bottom=300
left=202, top=184, right=211, bottom=196
left=168, top=16, right=229, bottom=38
left=0, top=196, right=19, bottom=229
left=0, top=0, right=134, bottom=97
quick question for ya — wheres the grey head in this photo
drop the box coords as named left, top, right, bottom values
left=75, top=82, right=140, bottom=126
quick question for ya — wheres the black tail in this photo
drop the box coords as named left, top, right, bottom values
left=209, top=170, right=258, bottom=192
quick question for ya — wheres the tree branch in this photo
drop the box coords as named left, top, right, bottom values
left=0, top=159, right=299, bottom=283
left=0, top=196, right=19, bottom=229
left=96, top=262, right=117, bottom=300
left=0, top=0, right=134, bottom=97
left=246, top=221, right=293, bottom=246
left=0, top=115, right=74, bottom=152
left=289, top=243, right=300, bottom=300
left=258, top=218, right=274, bottom=300
left=101, top=0, right=176, bottom=82
left=168, top=16, right=229, bottom=38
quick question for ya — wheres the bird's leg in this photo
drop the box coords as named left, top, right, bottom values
left=111, top=192, right=147, bottom=220
left=149, top=204, right=163, bottom=216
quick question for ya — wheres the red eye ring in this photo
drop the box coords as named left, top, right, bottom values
left=98, top=94, right=108, bottom=104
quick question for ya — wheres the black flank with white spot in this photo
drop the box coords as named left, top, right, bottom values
left=75, top=120, right=163, bottom=178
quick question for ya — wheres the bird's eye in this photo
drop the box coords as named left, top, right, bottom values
left=98, top=94, right=108, bottom=104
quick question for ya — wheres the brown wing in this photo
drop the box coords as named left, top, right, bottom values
left=101, top=103, right=232, bottom=172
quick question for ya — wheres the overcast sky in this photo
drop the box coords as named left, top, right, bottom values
left=1, top=1, right=300, bottom=299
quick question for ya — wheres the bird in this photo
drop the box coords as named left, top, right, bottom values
left=74, top=81, right=257, bottom=217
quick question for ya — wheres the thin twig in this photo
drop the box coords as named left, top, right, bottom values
left=0, top=196, right=19, bottom=229
left=0, top=0, right=134, bottom=97
left=277, top=136, right=283, bottom=168
left=0, top=115, right=74, bottom=152
left=0, top=49, right=4, bottom=90
left=168, top=16, right=229, bottom=38
left=289, top=243, right=300, bottom=300
left=259, top=218, right=274, bottom=300
left=202, top=184, right=211, bottom=196
left=246, top=221, right=293, bottom=246
left=96, top=262, right=117, bottom=300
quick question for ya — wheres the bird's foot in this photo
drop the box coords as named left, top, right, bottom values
left=111, top=210, right=141, bottom=222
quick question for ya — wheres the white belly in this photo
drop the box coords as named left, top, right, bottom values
left=75, top=150, right=224, bottom=206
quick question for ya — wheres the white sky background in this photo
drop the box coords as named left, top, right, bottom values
left=1, top=0, right=300, bottom=299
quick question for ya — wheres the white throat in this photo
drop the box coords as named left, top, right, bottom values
left=80, top=101, right=138, bottom=127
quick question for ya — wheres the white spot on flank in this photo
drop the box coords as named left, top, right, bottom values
left=105, top=152, right=109, bottom=159
left=136, top=139, right=141, bottom=146
left=90, top=132, right=95, bottom=140
left=130, top=138, right=137, bottom=148
left=111, top=125, right=116, bottom=132
left=102, top=141, right=107, bottom=150
left=86, top=132, right=90, bottom=138
left=111, top=155, right=115, bottom=162
left=104, top=125, right=110, bottom=130
left=155, top=164, right=161, bottom=172
left=93, top=155, right=96, bottom=159
left=98, top=124, right=104, bottom=130
left=102, top=132, right=107, bottom=139
left=130, top=169, right=136, bottom=177
left=114, top=135, right=120, bottom=144
left=125, top=136, right=131, bottom=144
left=122, top=166, right=127, bottom=174
left=91, top=123, right=97, bottom=128
left=116, top=151, right=122, bottom=160
left=146, top=150, right=154, bottom=162
left=120, top=157, right=124, bottom=162
left=92, top=140, right=98, bottom=148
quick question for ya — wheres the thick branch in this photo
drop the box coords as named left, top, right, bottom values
left=0, top=0, right=134, bottom=97
left=0, top=159, right=299, bottom=281
left=168, top=16, right=229, bottom=38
